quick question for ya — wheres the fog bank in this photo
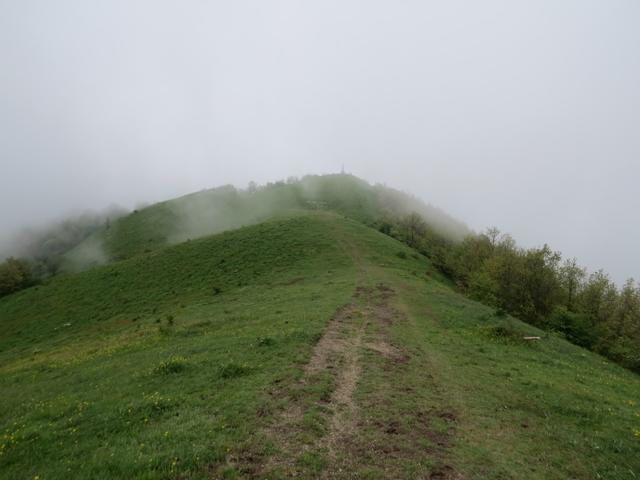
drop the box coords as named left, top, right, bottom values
left=1, top=1, right=639, bottom=283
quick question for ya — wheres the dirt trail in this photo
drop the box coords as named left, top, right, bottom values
left=247, top=223, right=374, bottom=477
left=318, top=304, right=364, bottom=474
left=248, top=282, right=416, bottom=478
left=316, top=221, right=370, bottom=469
left=254, top=294, right=366, bottom=477
left=304, top=304, right=355, bottom=377
left=232, top=220, right=460, bottom=478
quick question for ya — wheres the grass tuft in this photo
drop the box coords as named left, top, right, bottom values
left=153, top=355, right=187, bottom=375
left=256, top=336, right=275, bottom=347
left=480, top=321, right=528, bottom=344
left=219, top=362, right=252, bottom=379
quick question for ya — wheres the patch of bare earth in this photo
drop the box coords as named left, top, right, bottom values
left=304, top=304, right=356, bottom=376
left=230, top=283, right=461, bottom=479
left=336, top=284, right=463, bottom=480
left=319, top=309, right=363, bottom=479
left=233, top=298, right=364, bottom=478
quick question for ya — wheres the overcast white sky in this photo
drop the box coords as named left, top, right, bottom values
left=1, top=1, right=639, bottom=283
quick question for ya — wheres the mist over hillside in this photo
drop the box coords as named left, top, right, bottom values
left=163, top=174, right=470, bottom=245
left=2, top=172, right=638, bottom=373
left=0, top=207, right=127, bottom=277
left=0, top=174, right=469, bottom=271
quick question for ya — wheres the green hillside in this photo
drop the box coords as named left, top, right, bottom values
left=63, top=174, right=468, bottom=265
left=1, top=211, right=639, bottom=479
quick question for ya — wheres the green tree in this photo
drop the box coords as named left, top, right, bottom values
left=449, top=232, right=494, bottom=287
left=611, top=279, right=640, bottom=338
left=399, top=212, right=427, bottom=248
left=603, top=279, right=640, bottom=370
left=577, top=270, right=618, bottom=329
left=558, top=257, right=586, bottom=310
left=0, top=257, right=32, bottom=297
left=521, top=245, right=562, bottom=323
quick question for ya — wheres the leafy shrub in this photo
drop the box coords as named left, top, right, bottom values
left=548, top=307, right=596, bottom=348
left=0, top=257, right=32, bottom=298
left=480, top=321, right=528, bottom=345
left=603, top=340, right=640, bottom=374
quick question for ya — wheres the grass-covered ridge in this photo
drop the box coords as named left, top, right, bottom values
left=1, top=212, right=639, bottom=479
left=4, top=174, right=635, bottom=376
left=96, top=174, right=469, bottom=262
left=1, top=214, right=344, bottom=353
left=0, top=213, right=359, bottom=478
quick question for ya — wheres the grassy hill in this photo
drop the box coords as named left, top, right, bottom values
left=1, top=211, right=639, bottom=479
left=61, top=174, right=469, bottom=267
